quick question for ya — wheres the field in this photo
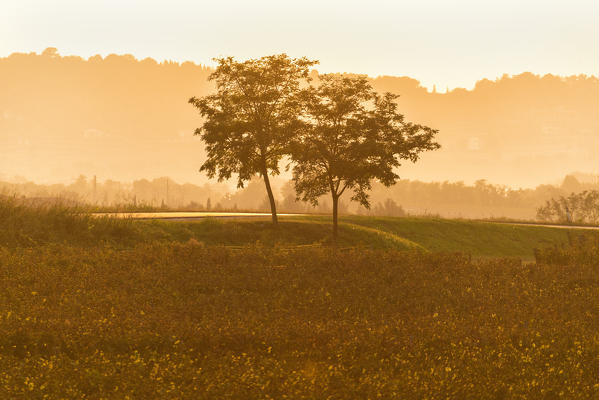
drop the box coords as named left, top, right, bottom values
left=1, top=199, right=599, bottom=398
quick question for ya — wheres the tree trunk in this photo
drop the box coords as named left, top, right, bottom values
left=332, top=194, right=338, bottom=243
left=262, top=170, right=278, bottom=226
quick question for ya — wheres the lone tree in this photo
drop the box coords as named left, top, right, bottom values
left=291, top=74, right=440, bottom=240
left=189, top=55, right=317, bottom=225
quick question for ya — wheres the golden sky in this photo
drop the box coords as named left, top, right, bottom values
left=2, top=0, right=597, bottom=90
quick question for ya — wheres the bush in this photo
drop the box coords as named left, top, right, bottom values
left=535, top=232, right=599, bottom=266
left=536, top=190, right=599, bottom=224
left=0, top=196, right=138, bottom=247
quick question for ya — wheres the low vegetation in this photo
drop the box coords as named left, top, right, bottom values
left=0, top=196, right=137, bottom=247
left=1, top=198, right=598, bottom=398
left=535, top=232, right=599, bottom=266
left=537, top=190, right=599, bottom=224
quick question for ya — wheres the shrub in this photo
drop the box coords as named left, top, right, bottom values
left=0, top=196, right=137, bottom=247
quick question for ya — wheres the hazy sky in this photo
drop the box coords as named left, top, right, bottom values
left=1, top=0, right=598, bottom=89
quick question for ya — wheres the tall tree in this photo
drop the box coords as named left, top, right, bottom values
left=189, top=55, right=317, bottom=225
left=291, top=74, right=440, bottom=240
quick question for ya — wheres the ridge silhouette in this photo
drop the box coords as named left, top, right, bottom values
left=1, top=49, right=598, bottom=187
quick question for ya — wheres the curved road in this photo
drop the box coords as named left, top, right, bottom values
left=484, top=221, right=599, bottom=231
left=92, top=211, right=305, bottom=220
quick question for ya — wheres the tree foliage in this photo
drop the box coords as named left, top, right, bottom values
left=536, top=190, right=599, bottom=224
left=189, top=54, right=317, bottom=224
left=290, top=74, right=440, bottom=237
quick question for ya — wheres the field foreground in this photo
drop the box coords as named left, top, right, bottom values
left=2, top=243, right=599, bottom=398
left=2, top=200, right=599, bottom=398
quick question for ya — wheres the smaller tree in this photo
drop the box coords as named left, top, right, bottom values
left=291, top=74, right=440, bottom=240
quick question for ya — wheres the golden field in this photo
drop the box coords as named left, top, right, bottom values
left=1, top=199, right=598, bottom=398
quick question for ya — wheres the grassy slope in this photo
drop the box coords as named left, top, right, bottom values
left=137, top=218, right=424, bottom=251
left=339, top=216, right=577, bottom=259
left=138, top=215, right=581, bottom=259
left=0, top=196, right=585, bottom=259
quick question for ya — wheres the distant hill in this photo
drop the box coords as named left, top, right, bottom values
left=1, top=48, right=599, bottom=187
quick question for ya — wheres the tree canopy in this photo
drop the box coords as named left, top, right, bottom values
left=290, top=74, right=440, bottom=238
left=537, top=190, right=599, bottom=224
left=189, top=54, right=317, bottom=225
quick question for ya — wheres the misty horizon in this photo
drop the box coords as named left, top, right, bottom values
left=2, top=48, right=599, bottom=189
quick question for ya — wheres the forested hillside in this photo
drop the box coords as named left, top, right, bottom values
left=1, top=49, right=599, bottom=187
